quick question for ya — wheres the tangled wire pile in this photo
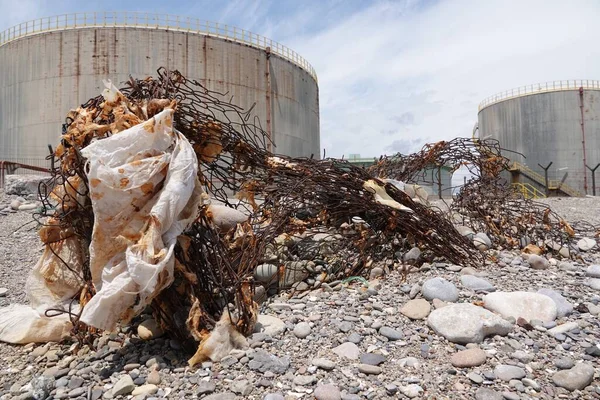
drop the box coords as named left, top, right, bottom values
left=26, top=68, right=592, bottom=363
left=371, top=138, right=597, bottom=254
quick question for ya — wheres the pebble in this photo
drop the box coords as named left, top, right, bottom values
left=578, top=238, right=597, bottom=251
left=483, top=291, right=557, bottom=322
left=400, top=384, right=423, bottom=398
left=312, top=358, right=336, bottom=370
left=587, top=278, right=600, bottom=290
left=422, top=277, right=459, bottom=302
left=552, top=363, right=595, bottom=391
left=255, top=315, right=286, bottom=336
left=358, top=364, right=382, bottom=375
left=196, top=381, right=216, bottom=395
left=68, top=387, right=87, bottom=398
left=475, top=388, right=503, bottom=400
left=146, top=370, right=161, bottom=385
left=0, top=287, right=7, bottom=297
left=132, top=384, right=158, bottom=396
left=451, top=348, right=487, bottom=367
left=231, top=379, right=253, bottom=395
left=378, top=326, right=403, bottom=340
left=400, top=298, right=431, bottom=319
left=587, top=264, right=600, bottom=278
left=526, top=254, right=549, bottom=270
left=536, top=288, right=573, bottom=317
left=204, top=392, right=237, bottom=400
left=137, top=318, right=164, bottom=340
left=293, top=322, right=311, bottom=338
left=522, top=378, right=540, bottom=391
left=264, top=394, right=285, bottom=400
left=112, top=375, right=135, bottom=396
left=554, top=357, right=575, bottom=370
left=547, top=321, right=578, bottom=335
left=474, top=232, right=492, bottom=251
left=293, top=375, right=316, bottom=386
left=493, top=365, right=526, bottom=381
left=427, top=303, right=513, bottom=343
left=359, top=353, right=386, bottom=366
left=460, top=275, right=495, bottom=292
left=468, top=372, right=484, bottom=383
left=314, top=384, right=342, bottom=400
left=332, top=342, right=360, bottom=360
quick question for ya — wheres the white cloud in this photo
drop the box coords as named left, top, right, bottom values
left=282, top=0, right=600, bottom=158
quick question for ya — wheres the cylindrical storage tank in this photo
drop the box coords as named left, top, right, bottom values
left=0, top=12, right=320, bottom=166
left=478, top=80, right=600, bottom=195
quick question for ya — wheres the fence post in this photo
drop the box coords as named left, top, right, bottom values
left=586, top=163, right=600, bottom=196
left=538, top=162, right=553, bottom=196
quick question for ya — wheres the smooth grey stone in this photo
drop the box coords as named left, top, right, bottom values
left=314, top=384, right=341, bottom=400
left=537, top=288, right=573, bottom=317
left=493, top=365, right=525, bottom=382
left=422, top=277, right=459, bottom=302
left=359, top=353, right=386, bottom=366
left=196, top=381, right=216, bottom=395
left=378, top=326, right=403, bottom=341
left=293, top=322, right=311, bottom=339
left=468, top=372, right=484, bottom=384
left=312, top=358, right=336, bottom=371
left=552, top=363, right=595, bottom=391
left=475, top=388, right=503, bottom=400
left=358, top=364, right=382, bottom=375
left=461, top=275, right=496, bottom=292
left=554, top=357, right=575, bottom=369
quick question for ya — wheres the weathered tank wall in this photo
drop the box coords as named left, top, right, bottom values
left=0, top=27, right=320, bottom=163
left=478, top=90, right=600, bottom=194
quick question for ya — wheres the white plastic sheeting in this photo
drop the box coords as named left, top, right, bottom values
left=80, top=108, right=200, bottom=330
left=0, top=107, right=202, bottom=342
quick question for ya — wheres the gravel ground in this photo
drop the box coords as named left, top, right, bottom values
left=1, top=190, right=599, bottom=400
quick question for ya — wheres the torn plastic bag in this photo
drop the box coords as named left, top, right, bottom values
left=79, top=108, right=201, bottom=331
left=0, top=304, right=72, bottom=344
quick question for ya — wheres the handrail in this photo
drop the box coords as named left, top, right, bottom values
left=0, top=12, right=318, bottom=83
left=510, top=161, right=583, bottom=197
left=479, top=80, right=600, bottom=111
left=512, top=182, right=546, bottom=199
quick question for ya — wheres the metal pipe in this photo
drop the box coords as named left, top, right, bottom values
left=579, top=87, right=589, bottom=194
left=265, top=47, right=272, bottom=153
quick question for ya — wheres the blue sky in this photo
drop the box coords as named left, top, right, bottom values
left=2, top=0, right=600, bottom=159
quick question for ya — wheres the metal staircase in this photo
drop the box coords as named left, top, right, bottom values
left=511, top=182, right=546, bottom=199
left=509, top=162, right=583, bottom=197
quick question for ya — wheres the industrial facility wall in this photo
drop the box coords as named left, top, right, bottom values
left=478, top=90, right=600, bottom=194
left=0, top=27, right=320, bottom=163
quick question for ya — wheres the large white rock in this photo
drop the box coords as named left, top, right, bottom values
left=427, top=303, right=513, bottom=344
left=483, top=292, right=557, bottom=322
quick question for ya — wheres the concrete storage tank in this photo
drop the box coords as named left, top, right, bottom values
left=0, top=12, right=320, bottom=167
left=478, top=80, right=600, bottom=196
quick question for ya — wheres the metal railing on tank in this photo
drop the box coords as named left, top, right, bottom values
left=0, top=12, right=318, bottom=83
left=479, top=80, right=600, bottom=111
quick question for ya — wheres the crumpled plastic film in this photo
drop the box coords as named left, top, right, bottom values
left=79, top=108, right=201, bottom=331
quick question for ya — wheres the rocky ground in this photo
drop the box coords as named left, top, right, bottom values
left=1, top=189, right=599, bottom=400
